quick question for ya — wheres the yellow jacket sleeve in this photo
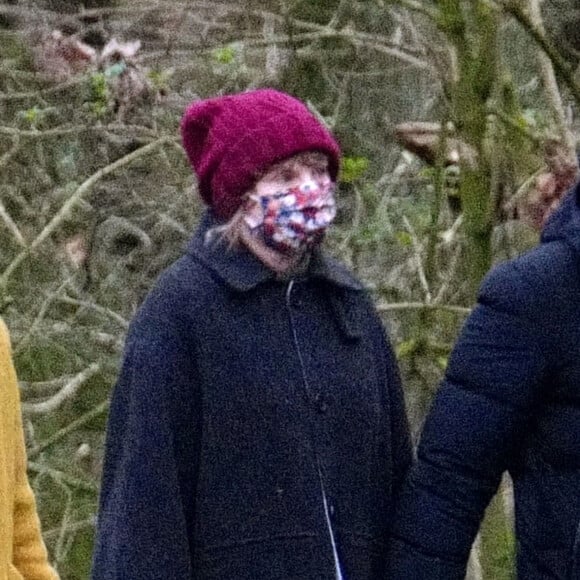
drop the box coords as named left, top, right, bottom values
left=12, top=397, right=59, bottom=580
left=0, top=320, right=59, bottom=580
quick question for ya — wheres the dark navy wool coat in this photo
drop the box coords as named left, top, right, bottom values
left=386, top=185, right=580, bottom=580
left=91, top=213, right=411, bottom=580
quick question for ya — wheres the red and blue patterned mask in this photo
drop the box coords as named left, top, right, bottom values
left=244, top=180, right=337, bottom=254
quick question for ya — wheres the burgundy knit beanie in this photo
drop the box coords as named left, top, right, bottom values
left=180, top=89, right=341, bottom=220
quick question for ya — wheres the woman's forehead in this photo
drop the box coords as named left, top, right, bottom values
left=259, top=152, right=328, bottom=179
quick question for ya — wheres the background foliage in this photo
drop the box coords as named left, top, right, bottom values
left=1, top=0, right=579, bottom=577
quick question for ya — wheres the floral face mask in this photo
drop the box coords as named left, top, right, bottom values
left=244, top=180, right=337, bottom=254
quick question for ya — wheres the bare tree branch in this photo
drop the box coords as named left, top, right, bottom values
left=526, top=0, right=576, bottom=159
left=29, top=400, right=110, bottom=460
left=23, top=364, right=101, bottom=415
left=0, top=199, right=26, bottom=248
left=28, top=461, right=98, bottom=493
left=376, top=301, right=472, bottom=314
left=0, top=136, right=179, bottom=288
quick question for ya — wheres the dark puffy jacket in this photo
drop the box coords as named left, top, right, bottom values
left=91, top=212, right=411, bottom=580
left=386, top=185, right=580, bottom=580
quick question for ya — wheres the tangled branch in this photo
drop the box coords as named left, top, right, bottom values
left=0, top=136, right=179, bottom=289
left=22, top=363, right=101, bottom=415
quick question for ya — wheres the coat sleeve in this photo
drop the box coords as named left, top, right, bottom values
left=385, top=260, right=549, bottom=579
left=0, top=321, right=58, bottom=580
left=91, top=273, right=200, bottom=580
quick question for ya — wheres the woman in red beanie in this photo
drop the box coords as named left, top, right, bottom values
left=92, top=89, right=411, bottom=580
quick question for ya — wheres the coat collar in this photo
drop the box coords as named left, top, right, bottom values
left=186, top=212, right=366, bottom=340
left=186, top=211, right=365, bottom=293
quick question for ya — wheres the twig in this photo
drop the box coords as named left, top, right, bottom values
left=375, top=0, right=438, bottom=19
left=54, top=485, right=74, bottom=566
left=503, top=166, right=544, bottom=212
left=422, top=120, right=451, bottom=308
left=0, top=78, right=87, bottom=102
left=102, top=0, right=432, bottom=70
left=28, top=461, right=98, bottom=493
left=526, top=0, right=576, bottom=159
left=142, top=30, right=431, bottom=69
left=488, top=107, right=544, bottom=146
left=263, top=11, right=280, bottom=82
left=402, top=215, right=432, bottom=302
left=467, top=534, right=484, bottom=580
left=497, top=0, right=580, bottom=105
left=0, top=199, right=26, bottom=248
left=434, top=244, right=463, bottom=304
left=29, top=399, right=110, bottom=460
left=338, top=183, right=364, bottom=253
left=22, top=364, right=101, bottom=415
left=439, top=214, right=464, bottom=244
left=56, top=296, right=130, bottom=329
left=0, top=133, right=20, bottom=169
left=43, top=517, right=96, bottom=541
left=14, top=279, right=73, bottom=355
left=21, top=375, right=80, bottom=399
left=0, top=124, right=160, bottom=139
left=0, top=126, right=88, bottom=138
left=376, top=301, right=472, bottom=315
left=0, top=136, right=178, bottom=288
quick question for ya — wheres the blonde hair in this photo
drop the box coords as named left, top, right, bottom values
left=255, top=151, right=328, bottom=183
left=205, top=151, right=330, bottom=248
left=204, top=207, right=246, bottom=248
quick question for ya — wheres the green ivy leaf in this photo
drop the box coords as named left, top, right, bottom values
left=86, top=73, right=110, bottom=117
left=396, top=339, right=417, bottom=359
left=21, top=107, right=40, bottom=124
left=394, top=231, right=412, bottom=246
left=147, top=69, right=171, bottom=91
left=419, top=166, right=436, bottom=179
left=90, top=102, right=108, bottom=118
left=340, top=156, right=369, bottom=183
left=89, top=73, right=108, bottom=100
left=213, top=46, right=236, bottom=64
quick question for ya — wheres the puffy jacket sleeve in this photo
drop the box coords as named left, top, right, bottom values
left=0, top=320, right=58, bottom=580
left=91, top=270, right=201, bottom=580
left=385, top=260, right=549, bottom=579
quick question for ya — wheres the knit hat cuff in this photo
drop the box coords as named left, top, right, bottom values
left=211, top=111, right=340, bottom=220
